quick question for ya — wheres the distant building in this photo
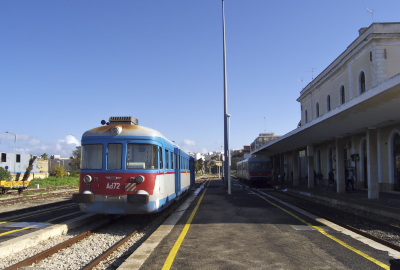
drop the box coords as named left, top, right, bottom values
left=0, top=152, right=47, bottom=180
left=0, top=152, right=38, bottom=174
left=48, top=156, right=73, bottom=172
left=250, top=133, right=281, bottom=152
left=195, top=153, right=205, bottom=161
left=243, top=145, right=251, bottom=159
left=0, top=151, right=76, bottom=180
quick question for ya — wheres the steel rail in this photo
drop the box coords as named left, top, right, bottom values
left=82, top=229, right=140, bottom=270
left=0, top=189, right=77, bottom=204
left=4, top=220, right=111, bottom=270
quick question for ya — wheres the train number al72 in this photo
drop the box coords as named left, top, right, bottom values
left=106, top=182, right=120, bottom=189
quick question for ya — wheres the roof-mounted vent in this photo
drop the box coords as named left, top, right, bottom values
left=109, top=116, right=139, bottom=125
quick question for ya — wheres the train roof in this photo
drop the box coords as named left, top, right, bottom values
left=81, top=116, right=188, bottom=152
left=82, top=124, right=173, bottom=143
left=237, top=156, right=271, bottom=164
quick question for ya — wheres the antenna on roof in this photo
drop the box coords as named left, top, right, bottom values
left=264, top=116, right=266, bottom=132
left=306, top=68, right=316, bottom=80
left=299, top=77, right=304, bottom=88
left=365, top=7, right=374, bottom=23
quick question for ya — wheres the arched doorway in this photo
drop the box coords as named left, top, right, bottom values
left=360, top=139, right=368, bottom=188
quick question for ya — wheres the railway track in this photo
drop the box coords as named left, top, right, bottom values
left=0, top=179, right=208, bottom=270
left=4, top=216, right=145, bottom=270
left=1, top=213, right=151, bottom=270
left=0, top=188, right=77, bottom=202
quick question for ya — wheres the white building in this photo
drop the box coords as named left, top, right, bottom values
left=0, top=152, right=38, bottom=174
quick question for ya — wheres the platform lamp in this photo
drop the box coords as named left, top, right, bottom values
left=5, top=131, right=16, bottom=175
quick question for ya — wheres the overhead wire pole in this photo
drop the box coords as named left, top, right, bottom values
left=222, top=0, right=231, bottom=194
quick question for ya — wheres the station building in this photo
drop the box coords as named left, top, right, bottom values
left=252, top=23, right=400, bottom=199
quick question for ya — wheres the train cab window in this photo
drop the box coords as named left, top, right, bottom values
left=16, top=154, right=21, bottom=163
left=108, top=144, right=122, bottom=170
left=1, top=153, right=6, bottom=162
left=82, top=144, right=103, bottom=169
left=126, top=144, right=158, bottom=170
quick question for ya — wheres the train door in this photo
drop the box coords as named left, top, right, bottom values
left=190, top=156, right=195, bottom=186
left=174, top=148, right=181, bottom=196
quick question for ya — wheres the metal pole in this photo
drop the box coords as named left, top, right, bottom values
left=222, top=0, right=231, bottom=194
left=6, top=131, right=16, bottom=174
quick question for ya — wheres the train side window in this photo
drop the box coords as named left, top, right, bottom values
left=16, top=154, right=21, bottom=163
left=1, top=153, right=6, bottom=162
left=108, top=144, right=122, bottom=170
left=82, top=144, right=103, bottom=169
left=171, top=153, right=175, bottom=169
left=166, top=150, right=170, bottom=169
left=159, top=147, right=163, bottom=169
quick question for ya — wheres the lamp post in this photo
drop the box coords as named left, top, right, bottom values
left=5, top=131, right=16, bottom=175
left=222, top=0, right=231, bottom=194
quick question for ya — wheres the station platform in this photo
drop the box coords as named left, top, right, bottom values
left=283, top=183, right=400, bottom=221
left=118, top=178, right=400, bottom=270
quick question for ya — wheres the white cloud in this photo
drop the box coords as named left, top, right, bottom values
left=1, top=134, right=80, bottom=158
left=182, top=139, right=196, bottom=146
left=65, top=135, right=80, bottom=145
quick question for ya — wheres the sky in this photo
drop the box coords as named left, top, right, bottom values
left=1, top=0, right=399, bottom=157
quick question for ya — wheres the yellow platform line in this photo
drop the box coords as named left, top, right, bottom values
left=46, top=211, right=82, bottom=223
left=256, top=193, right=390, bottom=270
left=0, top=211, right=82, bottom=237
left=162, top=181, right=209, bottom=270
left=0, top=225, right=37, bottom=237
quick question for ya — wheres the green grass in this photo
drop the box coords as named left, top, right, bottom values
left=28, top=176, right=79, bottom=189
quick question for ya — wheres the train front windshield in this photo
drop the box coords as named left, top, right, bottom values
left=81, top=143, right=159, bottom=170
left=126, top=144, right=159, bottom=170
left=82, top=144, right=103, bottom=170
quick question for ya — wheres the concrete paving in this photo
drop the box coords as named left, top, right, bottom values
left=119, top=179, right=400, bottom=270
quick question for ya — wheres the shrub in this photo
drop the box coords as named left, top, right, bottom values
left=0, top=167, right=12, bottom=181
left=54, top=165, right=68, bottom=178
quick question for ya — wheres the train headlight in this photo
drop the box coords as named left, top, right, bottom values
left=83, top=175, right=92, bottom=183
left=111, top=126, right=122, bottom=135
left=136, top=175, right=145, bottom=184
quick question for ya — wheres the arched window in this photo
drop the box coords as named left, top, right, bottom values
left=305, top=110, right=308, bottom=123
left=340, top=85, right=345, bottom=104
left=327, top=95, right=331, bottom=112
left=316, top=102, right=320, bottom=117
left=359, top=72, right=366, bottom=94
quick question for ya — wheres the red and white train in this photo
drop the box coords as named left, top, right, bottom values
left=73, top=116, right=195, bottom=215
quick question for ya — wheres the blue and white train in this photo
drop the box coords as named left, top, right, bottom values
left=73, top=116, right=195, bottom=215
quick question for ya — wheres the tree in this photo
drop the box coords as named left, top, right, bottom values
left=22, top=155, right=37, bottom=181
left=54, top=165, right=67, bottom=178
left=0, top=167, right=12, bottom=181
left=69, top=146, right=81, bottom=171
left=195, top=158, right=204, bottom=174
left=41, top=153, right=49, bottom=160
